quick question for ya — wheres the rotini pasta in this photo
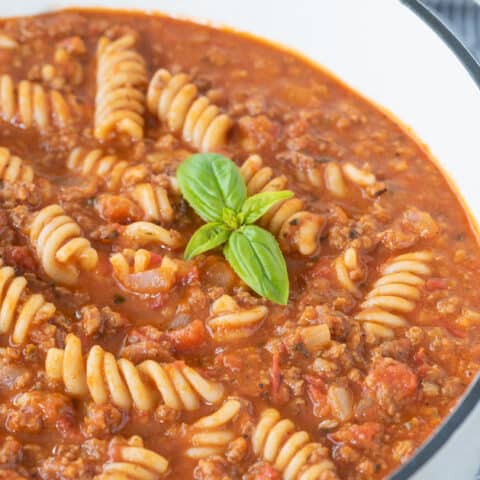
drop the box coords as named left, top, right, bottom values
left=208, top=294, right=268, bottom=342
left=240, top=154, right=324, bottom=255
left=95, top=34, right=148, bottom=141
left=0, top=33, right=18, bottom=49
left=355, top=251, right=433, bottom=337
left=46, top=334, right=225, bottom=411
left=334, top=247, right=363, bottom=297
left=67, top=147, right=149, bottom=191
left=129, top=183, right=175, bottom=223
left=122, top=222, right=184, bottom=249
left=110, top=249, right=178, bottom=294
left=0, top=263, right=56, bottom=344
left=252, top=408, right=338, bottom=480
left=0, top=147, right=34, bottom=183
left=185, top=399, right=241, bottom=459
left=325, top=161, right=386, bottom=198
left=29, top=204, right=98, bottom=285
left=95, top=435, right=169, bottom=480
left=0, top=74, right=80, bottom=131
left=147, top=69, right=232, bottom=152
left=298, top=325, right=331, bottom=353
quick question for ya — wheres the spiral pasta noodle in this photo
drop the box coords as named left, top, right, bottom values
left=110, top=249, right=178, bottom=294
left=355, top=251, right=433, bottom=338
left=0, top=264, right=56, bottom=345
left=240, top=154, right=324, bottom=255
left=252, top=408, right=338, bottom=480
left=95, top=435, right=169, bottom=480
left=185, top=399, right=241, bottom=459
left=334, top=247, right=363, bottom=297
left=122, top=221, right=184, bottom=249
left=208, top=294, right=268, bottom=342
left=147, top=69, right=232, bottom=152
left=130, top=182, right=175, bottom=223
left=0, top=74, right=80, bottom=131
left=0, top=147, right=34, bottom=183
left=45, top=334, right=225, bottom=411
left=324, top=161, right=386, bottom=198
left=95, top=34, right=148, bottom=141
left=67, top=147, right=149, bottom=191
left=29, top=204, right=98, bottom=285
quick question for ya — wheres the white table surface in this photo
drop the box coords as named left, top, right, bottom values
left=411, top=402, right=480, bottom=479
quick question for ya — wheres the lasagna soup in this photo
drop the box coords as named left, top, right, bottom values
left=0, top=8, right=478, bottom=480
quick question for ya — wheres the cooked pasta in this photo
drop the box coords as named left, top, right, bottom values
left=95, top=34, right=148, bottom=141
left=122, top=221, right=184, bottom=249
left=252, top=408, right=338, bottom=480
left=0, top=74, right=79, bottom=131
left=208, top=294, right=268, bottom=342
left=325, top=161, right=385, bottom=198
left=129, top=182, right=175, bottom=223
left=95, top=435, right=169, bottom=480
left=110, top=249, right=178, bottom=293
left=334, top=247, right=363, bottom=297
left=355, top=251, right=433, bottom=336
left=147, top=69, right=232, bottom=152
left=67, top=147, right=149, bottom=191
left=298, top=324, right=331, bottom=353
left=240, top=154, right=324, bottom=255
left=324, top=162, right=348, bottom=198
left=185, top=399, right=241, bottom=459
left=29, top=204, right=98, bottom=285
left=0, top=147, right=34, bottom=183
left=0, top=33, right=18, bottom=49
left=0, top=263, right=56, bottom=344
left=46, top=333, right=225, bottom=411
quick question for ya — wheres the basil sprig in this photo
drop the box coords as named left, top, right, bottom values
left=177, top=153, right=292, bottom=305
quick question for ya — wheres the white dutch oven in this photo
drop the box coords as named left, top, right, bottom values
left=2, top=1, right=480, bottom=478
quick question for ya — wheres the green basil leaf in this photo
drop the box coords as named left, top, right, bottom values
left=184, top=222, right=231, bottom=259
left=177, top=153, right=247, bottom=222
left=224, top=225, right=289, bottom=305
left=222, top=207, right=240, bottom=230
left=239, top=190, right=294, bottom=225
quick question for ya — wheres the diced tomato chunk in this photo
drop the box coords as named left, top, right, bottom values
left=270, top=350, right=281, bottom=403
left=167, top=319, right=207, bottom=352
left=250, top=463, right=282, bottom=480
left=425, top=278, right=448, bottom=291
left=367, top=358, right=418, bottom=402
left=329, top=422, right=384, bottom=450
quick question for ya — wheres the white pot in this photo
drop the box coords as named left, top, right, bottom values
left=2, top=1, right=480, bottom=478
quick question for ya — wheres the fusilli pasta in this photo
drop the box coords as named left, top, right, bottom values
left=0, top=263, right=56, bottom=344
left=95, top=34, right=148, bottom=141
left=355, top=251, right=433, bottom=338
left=110, top=249, right=178, bottom=293
left=29, top=204, right=98, bottom=285
left=325, top=161, right=386, bottom=198
left=147, top=69, right=232, bottom=152
left=298, top=324, right=331, bottom=353
left=208, top=294, right=268, bottom=342
left=185, top=399, right=241, bottom=459
left=240, top=154, right=324, bottom=255
left=130, top=182, right=175, bottom=223
left=252, top=408, right=338, bottom=480
left=0, top=74, right=80, bottom=131
left=46, top=334, right=225, bottom=411
left=122, top=221, right=183, bottom=249
left=334, top=247, right=363, bottom=297
left=0, top=147, right=34, bottom=183
left=67, top=147, right=149, bottom=191
left=95, top=435, right=169, bottom=480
